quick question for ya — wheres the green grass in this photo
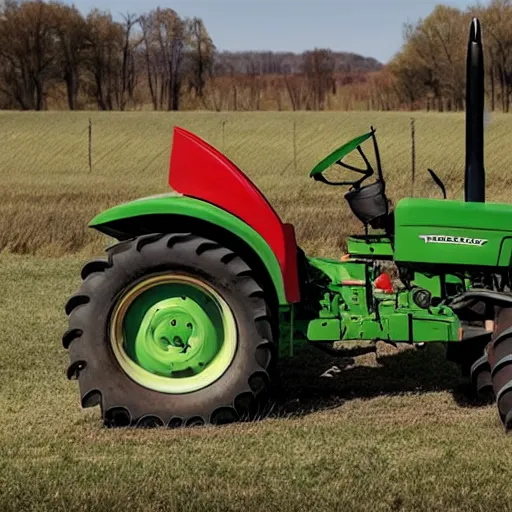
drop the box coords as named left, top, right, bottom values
left=2, top=110, right=512, bottom=258
left=3, top=111, right=512, bottom=511
left=1, top=254, right=511, bottom=512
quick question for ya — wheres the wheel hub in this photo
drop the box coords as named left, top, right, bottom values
left=109, top=274, right=237, bottom=394
left=153, top=308, right=194, bottom=352
left=138, top=296, right=219, bottom=375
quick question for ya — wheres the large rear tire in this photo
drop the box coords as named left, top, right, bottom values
left=63, top=233, right=277, bottom=427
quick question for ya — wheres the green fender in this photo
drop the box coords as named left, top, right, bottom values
left=89, top=192, right=289, bottom=305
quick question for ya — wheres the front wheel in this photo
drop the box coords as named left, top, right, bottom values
left=487, top=306, right=512, bottom=430
left=63, top=233, right=277, bottom=427
left=445, top=328, right=493, bottom=402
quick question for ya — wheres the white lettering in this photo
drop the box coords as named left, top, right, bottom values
left=419, top=235, right=488, bottom=246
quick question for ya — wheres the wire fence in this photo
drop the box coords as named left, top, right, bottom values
left=83, top=115, right=419, bottom=192
left=0, top=111, right=491, bottom=256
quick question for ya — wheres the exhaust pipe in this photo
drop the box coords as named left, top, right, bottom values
left=464, top=17, right=485, bottom=203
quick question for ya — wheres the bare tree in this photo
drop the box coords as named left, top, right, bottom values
left=478, top=0, right=512, bottom=112
left=0, top=0, right=56, bottom=110
left=396, top=6, right=468, bottom=112
left=50, top=2, right=87, bottom=110
left=186, top=17, right=215, bottom=101
left=139, top=8, right=186, bottom=110
left=284, top=74, right=307, bottom=111
left=139, top=13, right=158, bottom=110
left=84, top=9, right=123, bottom=110
left=119, top=12, right=140, bottom=110
left=302, top=49, right=335, bottom=110
left=388, top=49, right=427, bottom=110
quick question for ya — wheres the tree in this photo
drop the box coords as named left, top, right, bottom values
left=50, top=2, right=87, bottom=110
left=427, top=5, right=468, bottom=110
left=477, top=0, right=512, bottom=112
left=302, top=49, right=335, bottom=110
left=186, top=17, right=215, bottom=100
left=388, top=48, right=427, bottom=110
left=84, top=9, right=123, bottom=110
left=398, top=6, right=469, bottom=112
left=284, top=74, right=307, bottom=111
left=0, top=0, right=57, bottom=110
left=119, top=12, right=140, bottom=110
left=139, top=8, right=186, bottom=110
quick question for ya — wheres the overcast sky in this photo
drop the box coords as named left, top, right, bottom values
left=59, top=0, right=477, bottom=63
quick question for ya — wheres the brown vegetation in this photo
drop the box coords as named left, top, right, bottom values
left=2, top=1, right=512, bottom=111
left=2, top=109, right=512, bottom=258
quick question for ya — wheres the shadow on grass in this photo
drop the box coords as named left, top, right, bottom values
left=268, top=342, right=487, bottom=419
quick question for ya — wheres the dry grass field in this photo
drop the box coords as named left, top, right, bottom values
left=1, top=110, right=512, bottom=257
left=2, top=111, right=512, bottom=511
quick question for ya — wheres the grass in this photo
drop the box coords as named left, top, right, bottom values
left=3, top=111, right=512, bottom=511
left=1, top=254, right=511, bottom=512
left=2, top=109, right=512, bottom=258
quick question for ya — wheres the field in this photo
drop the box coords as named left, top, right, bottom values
left=2, top=109, right=512, bottom=258
left=2, top=111, right=512, bottom=511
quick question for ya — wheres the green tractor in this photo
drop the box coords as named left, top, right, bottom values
left=64, top=18, right=512, bottom=430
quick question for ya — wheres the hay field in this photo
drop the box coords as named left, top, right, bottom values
left=1, top=110, right=512, bottom=257
left=2, top=111, right=512, bottom=511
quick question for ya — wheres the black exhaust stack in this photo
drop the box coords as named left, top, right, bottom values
left=465, top=17, right=485, bottom=202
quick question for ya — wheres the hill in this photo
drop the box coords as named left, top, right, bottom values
left=214, top=50, right=383, bottom=75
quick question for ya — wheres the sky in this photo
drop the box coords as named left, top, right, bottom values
left=63, top=0, right=477, bottom=63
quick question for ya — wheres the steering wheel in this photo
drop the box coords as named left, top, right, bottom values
left=309, top=129, right=376, bottom=188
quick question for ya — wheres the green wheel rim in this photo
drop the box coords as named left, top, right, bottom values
left=109, top=274, right=237, bottom=394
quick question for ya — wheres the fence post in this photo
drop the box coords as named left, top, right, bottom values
left=410, top=117, right=416, bottom=196
left=88, top=118, right=92, bottom=172
left=293, top=120, right=297, bottom=172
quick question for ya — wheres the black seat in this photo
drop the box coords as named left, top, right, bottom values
left=344, top=180, right=389, bottom=225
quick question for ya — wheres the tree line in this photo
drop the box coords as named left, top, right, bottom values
left=390, top=0, right=512, bottom=112
left=0, top=0, right=217, bottom=110
left=0, top=0, right=382, bottom=111
left=1, top=0, right=511, bottom=112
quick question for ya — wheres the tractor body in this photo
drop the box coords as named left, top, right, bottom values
left=64, top=18, right=512, bottom=431
left=395, top=199, right=512, bottom=269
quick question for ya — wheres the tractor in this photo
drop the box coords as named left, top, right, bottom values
left=64, top=18, right=512, bottom=431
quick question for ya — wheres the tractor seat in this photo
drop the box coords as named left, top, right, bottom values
left=344, top=180, right=389, bottom=227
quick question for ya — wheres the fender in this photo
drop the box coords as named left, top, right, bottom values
left=169, top=127, right=300, bottom=304
left=89, top=193, right=292, bottom=305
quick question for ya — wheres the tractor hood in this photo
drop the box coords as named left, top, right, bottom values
left=394, top=198, right=512, bottom=268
